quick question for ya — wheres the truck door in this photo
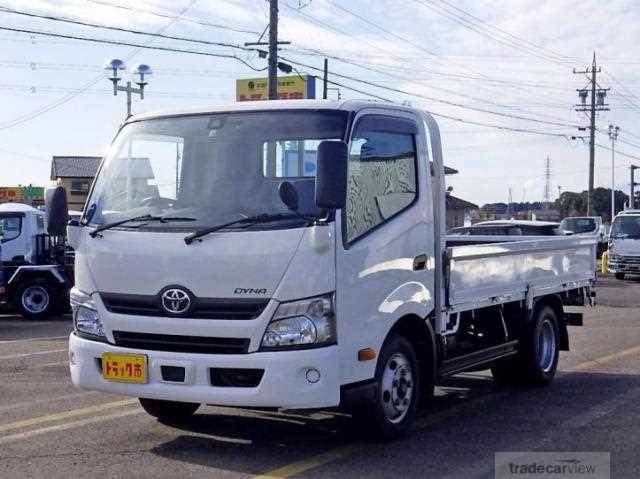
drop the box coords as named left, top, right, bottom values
left=0, top=213, right=27, bottom=263
left=335, top=111, right=435, bottom=385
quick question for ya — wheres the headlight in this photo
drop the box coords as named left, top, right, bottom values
left=261, top=294, right=336, bottom=350
left=70, top=288, right=106, bottom=340
left=609, top=253, right=620, bottom=261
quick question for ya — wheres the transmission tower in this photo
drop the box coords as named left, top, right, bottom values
left=507, top=187, right=513, bottom=216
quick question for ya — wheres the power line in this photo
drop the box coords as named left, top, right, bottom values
left=0, top=26, right=267, bottom=71
left=312, top=74, right=571, bottom=138
left=430, top=0, right=575, bottom=62
left=84, top=0, right=260, bottom=35
left=281, top=56, right=580, bottom=129
left=0, top=1, right=199, bottom=131
left=0, top=5, right=256, bottom=52
left=412, top=0, right=571, bottom=64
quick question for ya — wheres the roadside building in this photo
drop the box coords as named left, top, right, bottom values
left=446, top=194, right=479, bottom=228
left=50, top=156, right=101, bottom=210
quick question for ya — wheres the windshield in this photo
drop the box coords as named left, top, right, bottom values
left=560, top=218, right=597, bottom=234
left=610, top=216, right=640, bottom=240
left=86, top=110, right=348, bottom=230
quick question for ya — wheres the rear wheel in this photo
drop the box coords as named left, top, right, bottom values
left=491, top=306, right=560, bottom=387
left=138, top=398, right=200, bottom=421
left=16, top=279, right=57, bottom=320
left=354, top=333, right=420, bottom=441
left=615, top=273, right=626, bottom=280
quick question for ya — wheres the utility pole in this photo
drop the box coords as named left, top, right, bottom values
left=574, top=53, right=609, bottom=215
left=631, top=165, right=640, bottom=210
left=244, top=1, right=291, bottom=101
left=323, top=58, right=328, bottom=100
left=609, top=125, right=620, bottom=221
left=268, top=0, right=278, bottom=100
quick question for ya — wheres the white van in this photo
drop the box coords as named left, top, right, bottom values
left=608, top=210, right=640, bottom=279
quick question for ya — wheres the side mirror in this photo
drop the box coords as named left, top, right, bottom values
left=45, top=186, right=69, bottom=237
left=315, top=140, right=348, bottom=209
left=278, top=181, right=299, bottom=212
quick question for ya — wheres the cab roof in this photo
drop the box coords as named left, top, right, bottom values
left=127, top=99, right=417, bottom=123
left=0, top=202, right=41, bottom=214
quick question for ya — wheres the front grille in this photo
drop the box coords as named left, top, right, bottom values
left=618, top=255, right=640, bottom=264
left=101, top=293, right=268, bottom=320
left=112, top=331, right=250, bottom=354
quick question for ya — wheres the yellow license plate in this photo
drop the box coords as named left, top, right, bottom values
left=101, top=353, right=147, bottom=384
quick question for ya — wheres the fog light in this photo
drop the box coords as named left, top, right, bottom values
left=305, top=368, right=320, bottom=384
left=69, top=350, right=76, bottom=366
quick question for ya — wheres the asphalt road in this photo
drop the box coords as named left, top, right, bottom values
left=1, top=275, right=640, bottom=478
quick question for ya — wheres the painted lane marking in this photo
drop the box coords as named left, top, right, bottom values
left=252, top=344, right=640, bottom=478
left=0, top=335, right=68, bottom=344
left=0, top=349, right=67, bottom=360
left=567, top=344, right=640, bottom=371
left=0, top=391, right=98, bottom=414
left=0, top=399, right=137, bottom=434
left=0, top=409, right=142, bottom=445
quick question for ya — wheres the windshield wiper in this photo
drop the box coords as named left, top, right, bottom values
left=90, top=215, right=196, bottom=238
left=184, top=213, right=304, bottom=245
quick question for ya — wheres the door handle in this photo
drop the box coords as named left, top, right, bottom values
left=413, top=254, right=428, bottom=271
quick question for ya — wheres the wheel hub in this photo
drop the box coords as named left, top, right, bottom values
left=381, top=352, right=414, bottom=423
left=538, top=318, right=557, bottom=372
left=22, top=286, right=50, bottom=314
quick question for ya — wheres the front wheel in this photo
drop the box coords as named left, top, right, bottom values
left=139, top=398, right=200, bottom=421
left=16, top=280, right=57, bottom=320
left=615, top=272, right=626, bottom=280
left=354, top=333, right=420, bottom=441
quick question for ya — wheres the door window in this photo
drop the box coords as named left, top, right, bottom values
left=0, top=216, right=22, bottom=242
left=345, top=117, right=418, bottom=243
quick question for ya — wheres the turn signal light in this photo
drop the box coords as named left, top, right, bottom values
left=358, top=348, right=376, bottom=361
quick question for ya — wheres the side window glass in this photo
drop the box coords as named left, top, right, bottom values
left=345, top=121, right=417, bottom=243
left=0, top=217, right=22, bottom=241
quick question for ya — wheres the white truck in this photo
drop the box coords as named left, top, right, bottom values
left=608, top=209, right=640, bottom=279
left=64, top=101, right=596, bottom=439
left=0, top=201, right=73, bottom=319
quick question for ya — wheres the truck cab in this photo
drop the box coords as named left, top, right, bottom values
left=0, top=201, right=72, bottom=318
left=67, top=101, right=595, bottom=439
left=0, top=203, right=45, bottom=265
left=608, top=210, right=640, bottom=279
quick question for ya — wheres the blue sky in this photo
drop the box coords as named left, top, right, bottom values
left=0, top=0, right=639, bottom=205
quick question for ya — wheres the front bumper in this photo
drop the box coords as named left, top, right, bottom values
left=69, top=333, right=340, bottom=409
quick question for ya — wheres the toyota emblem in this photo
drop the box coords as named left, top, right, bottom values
left=161, top=288, right=191, bottom=315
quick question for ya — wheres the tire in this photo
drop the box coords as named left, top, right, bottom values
left=354, top=333, right=420, bottom=441
left=491, top=306, right=560, bottom=387
left=15, top=279, right=57, bottom=320
left=615, top=273, right=626, bottom=280
left=138, top=398, right=200, bottom=421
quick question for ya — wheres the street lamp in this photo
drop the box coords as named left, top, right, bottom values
left=104, top=58, right=153, bottom=118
